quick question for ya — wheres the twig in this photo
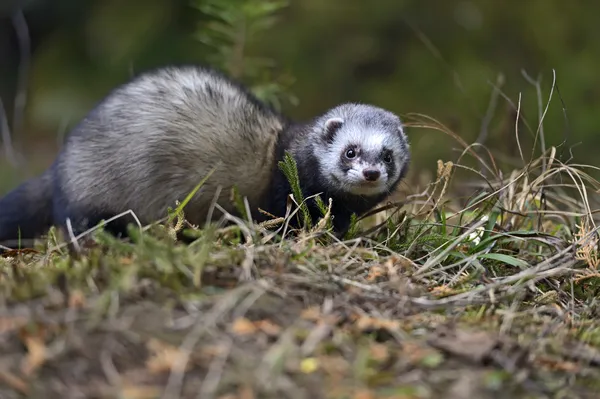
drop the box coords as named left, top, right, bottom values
left=0, top=8, right=30, bottom=169
left=196, top=338, right=233, bottom=399
left=0, top=96, right=19, bottom=167
left=476, top=73, right=504, bottom=147
left=161, top=284, right=259, bottom=399
left=11, top=9, right=31, bottom=143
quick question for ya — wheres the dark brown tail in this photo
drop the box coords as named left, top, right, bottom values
left=0, top=169, right=54, bottom=248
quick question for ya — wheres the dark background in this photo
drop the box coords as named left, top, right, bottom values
left=1, top=0, right=598, bottom=192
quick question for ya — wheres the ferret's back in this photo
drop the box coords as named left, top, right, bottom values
left=55, top=66, right=286, bottom=225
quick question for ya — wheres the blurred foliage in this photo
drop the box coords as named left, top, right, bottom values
left=1, top=0, right=600, bottom=191
left=191, top=0, right=297, bottom=109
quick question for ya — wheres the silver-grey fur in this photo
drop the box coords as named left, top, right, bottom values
left=0, top=65, right=410, bottom=245
left=57, top=66, right=284, bottom=227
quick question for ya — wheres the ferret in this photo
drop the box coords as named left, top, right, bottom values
left=0, top=65, right=410, bottom=247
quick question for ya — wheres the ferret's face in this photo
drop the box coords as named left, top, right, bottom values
left=316, top=107, right=409, bottom=197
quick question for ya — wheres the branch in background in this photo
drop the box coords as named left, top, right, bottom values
left=521, top=69, right=548, bottom=173
left=11, top=9, right=30, bottom=144
left=0, top=97, right=20, bottom=168
left=191, top=0, right=297, bottom=110
left=476, top=73, right=504, bottom=147
left=0, top=8, right=30, bottom=169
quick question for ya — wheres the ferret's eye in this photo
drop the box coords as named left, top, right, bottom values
left=345, top=148, right=357, bottom=159
left=383, top=152, right=393, bottom=164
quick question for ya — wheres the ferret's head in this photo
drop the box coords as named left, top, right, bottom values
left=312, top=104, right=410, bottom=197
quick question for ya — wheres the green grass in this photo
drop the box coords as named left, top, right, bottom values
left=2, top=119, right=600, bottom=398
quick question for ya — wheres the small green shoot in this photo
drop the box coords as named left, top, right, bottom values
left=278, top=151, right=312, bottom=230
left=167, top=167, right=217, bottom=225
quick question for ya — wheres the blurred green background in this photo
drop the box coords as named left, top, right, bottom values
left=0, top=0, right=598, bottom=193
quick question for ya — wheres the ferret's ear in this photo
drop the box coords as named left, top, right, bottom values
left=323, top=118, right=344, bottom=143
left=398, top=124, right=408, bottom=141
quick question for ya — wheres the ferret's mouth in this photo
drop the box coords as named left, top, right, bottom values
left=349, top=188, right=386, bottom=197
left=348, top=179, right=388, bottom=195
left=330, top=173, right=388, bottom=196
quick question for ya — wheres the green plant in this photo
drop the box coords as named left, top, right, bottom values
left=191, top=0, right=298, bottom=110
left=278, top=151, right=312, bottom=230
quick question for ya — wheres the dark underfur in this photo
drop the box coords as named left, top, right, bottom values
left=258, top=122, right=408, bottom=236
left=0, top=169, right=54, bottom=248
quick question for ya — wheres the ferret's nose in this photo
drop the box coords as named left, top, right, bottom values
left=363, top=169, right=381, bottom=182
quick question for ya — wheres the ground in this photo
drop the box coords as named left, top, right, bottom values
left=2, top=130, right=600, bottom=399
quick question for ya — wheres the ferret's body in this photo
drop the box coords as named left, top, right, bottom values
left=0, top=65, right=410, bottom=246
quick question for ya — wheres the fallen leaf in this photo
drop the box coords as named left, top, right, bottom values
left=120, top=257, right=134, bottom=266
left=239, top=385, right=255, bottom=399
left=198, top=343, right=229, bottom=360
left=369, top=343, right=390, bottom=363
left=146, top=338, right=188, bottom=374
left=385, top=254, right=416, bottom=274
left=355, top=316, right=400, bottom=332
left=536, top=355, right=581, bottom=372
left=383, top=257, right=399, bottom=276
left=256, top=320, right=281, bottom=336
left=20, top=335, right=47, bottom=376
left=230, top=317, right=258, bottom=336
left=366, top=265, right=386, bottom=281
left=230, top=318, right=281, bottom=337
left=120, top=385, right=162, bottom=399
left=301, top=306, right=322, bottom=321
left=68, top=289, right=86, bottom=309
left=353, top=389, right=376, bottom=399
left=429, top=285, right=457, bottom=297
left=345, top=285, right=364, bottom=295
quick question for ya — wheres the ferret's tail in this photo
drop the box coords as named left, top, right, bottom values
left=0, top=169, right=54, bottom=249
